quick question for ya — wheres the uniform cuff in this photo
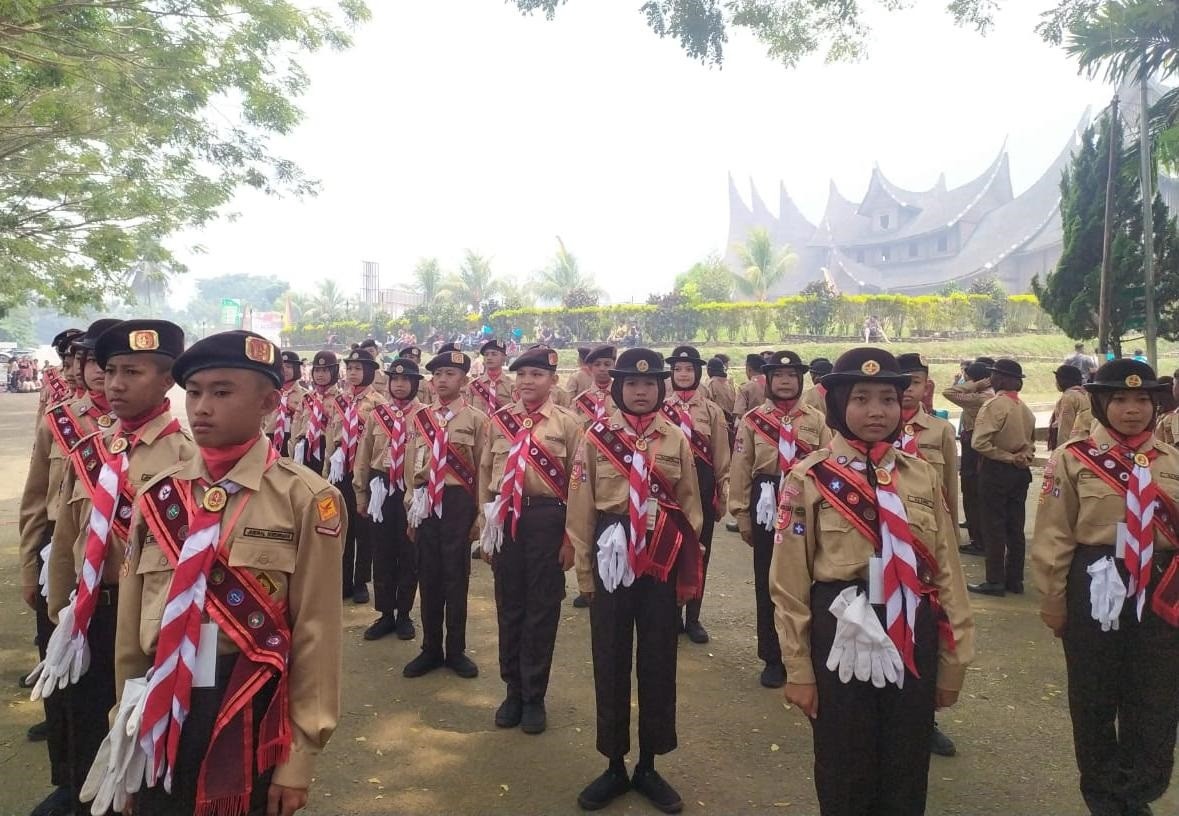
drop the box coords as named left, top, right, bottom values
left=1040, top=593, right=1067, bottom=619
left=784, top=657, right=815, bottom=686
left=272, top=743, right=317, bottom=789
left=936, top=662, right=966, bottom=693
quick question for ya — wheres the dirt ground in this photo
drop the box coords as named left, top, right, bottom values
left=1, top=391, right=1176, bottom=816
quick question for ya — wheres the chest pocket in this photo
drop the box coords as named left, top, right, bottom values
left=919, top=444, right=946, bottom=466
left=817, top=506, right=875, bottom=567
left=136, top=544, right=175, bottom=624
left=1077, top=476, right=1125, bottom=536
left=654, top=452, right=683, bottom=483
left=904, top=500, right=939, bottom=541
left=227, top=537, right=297, bottom=600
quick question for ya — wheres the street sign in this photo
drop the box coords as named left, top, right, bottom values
left=220, top=298, right=242, bottom=327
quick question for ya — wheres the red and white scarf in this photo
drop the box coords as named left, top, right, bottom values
left=305, top=390, right=328, bottom=452
left=489, top=409, right=543, bottom=537
left=485, top=372, right=504, bottom=412
left=896, top=409, right=920, bottom=456
left=386, top=401, right=411, bottom=492
left=426, top=406, right=455, bottom=518
left=271, top=384, right=294, bottom=455
left=622, top=415, right=655, bottom=554
left=1120, top=433, right=1158, bottom=620
left=342, top=388, right=364, bottom=471
left=671, top=392, right=694, bottom=438
left=772, top=401, right=798, bottom=476
left=587, top=388, right=610, bottom=420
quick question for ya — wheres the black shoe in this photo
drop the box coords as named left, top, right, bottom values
left=685, top=620, right=709, bottom=644
left=29, top=786, right=73, bottom=816
left=631, top=767, right=684, bottom=814
left=495, top=697, right=522, bottom=728
left=760, top=662, right=786, bottom=688
left=352, top=584, right=370, bottom=604
left=930, top=724, right=957, bottom=757
left=395, top=614, right=416, bottom=641
left=342, top=585, right=354, bottom=600
left=1006, top=582, right=1025, bottom=595
left=577, top=767, right=631, bottom=811
left=521, top=701, right=547, bottom=734
left=363, top=614, right=396, bottom=641
left=26, top=720, right=48, bottom=742
left=403, top=651, right=444, bottom=678
left=968, top=582, right=1006, bottom=597
left=572, top=594, right=590, bottom=609
left=958, top=542, right=985, bottom=556
left=446, top=653, right=479, bottom=679
left=725, top=520, right=739, bottom=533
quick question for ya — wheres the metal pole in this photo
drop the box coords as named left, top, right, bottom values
left=1139, top=68, right=1157, bottom=370
left=1099, top=95, right=1119, bottom=357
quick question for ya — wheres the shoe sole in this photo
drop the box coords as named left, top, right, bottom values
left=521, top=722, right=546, bottom=735
left=396, top=631, right=416, bottom=640
left=577, top=786, right=630, bottom=811
left=495, top=718, right=522, bottom=728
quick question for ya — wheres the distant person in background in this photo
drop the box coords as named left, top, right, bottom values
left=1133, top=348, right=1149, bottom=363
left=1063, top=342, right=1097, bottom=380
left=943, top=362, right=994, bottom=556
left=1156, top=371, right=1179, bottom=445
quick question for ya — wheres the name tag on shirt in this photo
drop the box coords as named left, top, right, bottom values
left=1116, top=522, right=1128, bottom=560
left=193, top=622, right=219, bottom=688
left=646, top=498, right=658, bottom=531
left=869, top=556, right=884, bottom=605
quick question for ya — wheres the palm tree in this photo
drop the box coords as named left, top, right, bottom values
left=413, top=257, right=445, bottom=305
left=442, top=250, right=499, bottom=312
left=498, top=276, right=537, bottom=309
left=306, top=279, right=345, bottom=321
left=732, top=227, right=798, bottom=301
left=534, top=236, right=603, bottom=304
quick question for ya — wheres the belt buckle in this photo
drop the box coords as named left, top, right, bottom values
left=98, top=588, right=113, bottom=606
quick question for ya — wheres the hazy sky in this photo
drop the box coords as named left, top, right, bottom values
left=167, top=0, right=1113, bottom=308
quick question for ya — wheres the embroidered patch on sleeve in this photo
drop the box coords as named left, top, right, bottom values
left=317, top=496, right=339, bottom=522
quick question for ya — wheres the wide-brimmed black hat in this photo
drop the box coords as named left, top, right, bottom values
left=52, top=328, right=84, bottom=357
left=311, top=350, right=338, bottom=369
left=398, top=345, right=422, bottom=360
left=987, top=359, right=1025, bottom=380
left=173, top=330, right=282, bottom=388
left=480, top=338, right=507, bottom=355
left=344, top=349, right=380, bottom=368
left=426, top=350, right=471, bottom=374
left=280, top=350, right=305, bottom=367
left=896, top=352, right=930, bottom=374
left=1054, top=364, right=1083, bottom=385
left=76, top=318, right=122, bottom=351
left=821, top=348, right=911, bottom=389
left=665, top=345, right=705, bottom=367
left=95, top=320, right=185, bottom=367
left=385, top=358, right=424, bottom=379
left=1085, top=359, right=1169, bottom=393
left=585, top=344, right=617, bottom=365
left=609, top=348, right=670, bottom=379
left=809, top=357, right=834, bottom=377
left=510, top=346, right=559, bottom=372
left=762, top=350, right=809, bottom=375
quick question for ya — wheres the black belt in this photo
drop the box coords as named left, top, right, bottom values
left=502, top=495, right=566, bottom=509
left=97, top=586, right=117, bottom=606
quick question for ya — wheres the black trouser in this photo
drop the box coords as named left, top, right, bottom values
left=751, top=476, right=782, bottom=666
left=1062, top=547, right=1179, bottom=816
left=493, top=501, right=566, bottom=703
left=137, top=656, right=276, bottom=816
left=959, top=431, right=981, bottom=544
left=978, top=459, right=1031, bottom=587
left=34, top=527, right=71, bottom=789
left=809, top=580, right=937, bottom=816
left=416, top=485, right=476, bottom=659
left=590, top=514, right=678, bottom=759
left=67, top=587, right=118, bottom=814
left=306, top=435, right=325, bottom=479
left=339, top=474, right=371, bottom=594
left=685, top=460, right=716, bottom=626
left=369, top=480, right=417, bottom=618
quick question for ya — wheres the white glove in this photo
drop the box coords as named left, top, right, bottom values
left=327, top=447, right=346, bottom=484
left=368, top=477, right=388, bottom=523
left=1088, top=556, right=1126, bottom=632
left=825, top=587, right=861, bottom=684
left=293, top=439, right=307, bottom=465
left=595, top=522, right=634, bottom=594
left=80, top=677, right=149, bottom=814
left=28, top=595, right=89, bottom=700
left=479, top=500, right=504, bottom=555
left=407, top=487, right=429, bottom=528
left=38, top=541, right=51, bottom=599
left=755, top=482, right=776, bottom=531
left=825, top=588, right=903, bottom=689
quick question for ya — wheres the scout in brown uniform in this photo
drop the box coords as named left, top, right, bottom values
left=567, top=348, right=704, bottom=814
left=1032, top=359, right=1179, bottom=816
left=325, top=350, right=386, bottom=604
left=79, top=330, right=344, bottom=816
left=291, top=350, right=341, bottom=475
left=729, top=351, right=831, bottom=688
left=702, top=357, right=736, bottom=419
left=772, top=348, right=973, bottom=816
left=402, top=350, right=486, bottom=679
left=1049, top=364, right=1092, bottom=450
left=663, top=345, right=731, bottom=644
left=264, top=351, right=308, bottom=458
left=896, top=353, right=960, bottom=532
left=942, top=361, right=994, bottom=556
left=399, top=345, right=436, bottom=404
left=969, top=359, right=1036, bottom=597
left=36, top=329, right=83, bottom=421
left=477, top=346, right=582, bottom=733
left=32, top=319, right=193, bottom=815
left=565, top=345, right=594, bottom=400
left=19, top=324, right=106, bottom=816
left=1155, top=371, right=1179, bottom=445
left=799, top=357, right=833, bottom=415
left=574, top=345, right=619, bottom=424
left=467, top=338, right=516, bottom=414
left=359, top=338, right=389, bottom=392
left=354, top=358, right=425, bottom=642
left=733, top=353, right=767, bottom=417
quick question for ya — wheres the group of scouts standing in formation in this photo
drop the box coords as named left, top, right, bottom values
left=13, top=319, right=1179, bottom=816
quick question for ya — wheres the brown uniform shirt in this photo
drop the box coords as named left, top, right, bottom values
left=702, top=377, right=736, bottom=416
left=566, top=410, right=703, bottom=594
left=404, top=399, right=488, bottom=503
left=971, top=392, right=1036, bottom=467
left=322, top=386, right=386, bottom=478
left=551, top=387, right=572, bottom=409
left=941, top=381, right=993, bottom=434
left=771, top=435, right=975, bottom=691
left=263, top=381, right=309, bottom=438
left=353, top=399, right=425, bottom=510
left=663, top=390, right=732, bottom=505
left=728, top=400, right=831, bottom=530
left=49, top=408, right=195, bottom=617
left=799, top=384, right=827, bottom=415
left=565, top=369, right=592, bottom=399
left=115, top=436, right=344, bottom=788
left=291, top=384, right=340, bottom=445
left=733, top=377, right=766, bottom=417
left=901, top=408, right=960, bottom=530
left=1032, top=427, right=1179, bottom=619
left=478, top=398, right=583, bottom=507
left=1050, top=386, right=1091, bottom=448
left=465, top=371, right=515, bottom=416
left=573, top=386, right=618, bottom=425
left=1156, top=410, right=1179, bottom=446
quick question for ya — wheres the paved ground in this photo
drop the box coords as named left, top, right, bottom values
left=1, top=391, right=1176, bottom=815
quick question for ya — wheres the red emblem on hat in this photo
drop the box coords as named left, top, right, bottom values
left=245, top=337, right=274, bottom=364
left=129, top=330, right=160, bottom=351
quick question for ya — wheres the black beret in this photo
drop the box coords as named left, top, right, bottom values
left=744, top=353, right=764, bottom=369
left=359, top=338, right=380, bottom=350
left=706, top=357, right=727, bottom=378
left=1054, top=364, right=1083, bottom=385
left=510, top=346, right=559, bottom=372
left=609, top=348, right=670, bottom=379
left=762, top=350, right=809, bottom=375
left=975, top=355, right=996, bottom=366
left=172, top=330, right=282, bottom=388
left=576, top=345, right=592, bottom=362
left=344, top=349, right=379, bottom=368
left=665, top=345, right=705, bottom=366
left=94, top=320, right=185, bottom=367
left=1085, top=358, right=1168, bottom=393
left=398, top=346, right=422, bottom=359
left=53, top=328, right=84, bottom=356
left=821, top=347, right=911, bottom=389
left=965, top=362, right=989, bottom=381
left=436, top=342, right=460, bottom=354
left=76, top=318, right=123, bottom=351
left=895, top=352, right=930, bottom=374
left=585, top=345, right=617, bottom=365
left=809, top=357, right=834, bottom=376
left=386, top=358, right=424, bottom=379
left=480, top=338, right=507, bottom=355
left=988, top=359, right=1025, bottom=379
left=311, top=350, right=338, bottom=369
left=426, top=350, right=471, bottom=374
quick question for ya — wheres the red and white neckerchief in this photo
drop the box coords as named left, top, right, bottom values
left=772, top=402, right=798, bottom=475
left=671, top=391, right=694, bottom=438
left=306, top=390, right=328, bottom=452
left=999, top=390, right=1021, bottom=402
left=270, top=384, right=294, bottom=455
left=868, top=447, right=923, bottom=681
left=426, top=405, right=455, bottom=518
left=489, top=407, right=544, bottom=537
left=386, top=401, right=412, bottom=492
left=342, top=388, right=364, bottom=471
left=622, top=415, right=655, bottom=555
left=1122, top=438, right=1158, bottom=620
left=590, top=388, right=610, bottom=420
left=896, top=410, right=920, bottom=456
left=485, top=372, right=504, bottom=412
